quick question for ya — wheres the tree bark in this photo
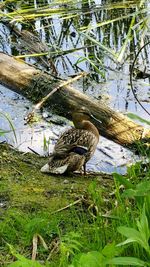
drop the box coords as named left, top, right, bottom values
left=0, top=52, right=149, bottom=149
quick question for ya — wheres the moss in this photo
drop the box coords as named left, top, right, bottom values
left=0, top=144, right=112, bottom=211
left=0, top=144, right=114, bottom=266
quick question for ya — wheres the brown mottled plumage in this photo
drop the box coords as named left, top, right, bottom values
left=41, top=108, right=99, bottom=174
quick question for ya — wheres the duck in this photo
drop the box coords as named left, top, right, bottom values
left=41, top=107, right=100, bottom=174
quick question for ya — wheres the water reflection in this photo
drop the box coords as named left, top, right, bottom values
left=0, top=84, right=138, bottom=174
left=0, top=0, right=149, bottom=173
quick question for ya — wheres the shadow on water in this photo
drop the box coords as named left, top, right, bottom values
left=0, top=0, right=149, bottom=173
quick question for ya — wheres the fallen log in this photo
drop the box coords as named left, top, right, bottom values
left=0, top=52, right=149, bottom=150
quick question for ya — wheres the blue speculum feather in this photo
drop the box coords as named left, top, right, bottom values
left=71, top=146, right=88, bottom=155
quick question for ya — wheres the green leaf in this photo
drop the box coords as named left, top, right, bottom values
left=122, top=181, right=150, bottom=198
left=117, top=226, right=141, bottom=239
left=117, top=16, right=135, bottom=62
left=0, top=112, right=17, bottom=143
left=117, top=223, right=150, bottom=254
left=122, top=189, right=136, bottom=198
left=138, top=205, right=149, bottom=238
left=71, top=251, right=106, bottom=267
left=117, top=226, right=146, bottom=248
left=113, top=173, right=133, bottom=189
left=136, top=181, right=150, bottom=194
left=8, top=260, right=45, bottom=267
left=0, top=129, right=11, bottom=136
left=127, top=113, right=150, bottom=126
left=136, top=205, right=150, bottom=254
left=102, top=242, right=118, bottom=258
left=117, top=237, right=140, bottom=247
left=81, top=33, right=118, bottom=59
left=107, top=257, right=147, bottom=266
left=7, top=244, right=45, bottom=267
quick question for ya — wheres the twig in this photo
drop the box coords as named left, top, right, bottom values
left=27, top=146, right=40, bottom=155
left=51, top=197, right=84, bottom=214
left=38, top=234, right=48, bottom=250
left=25, top=72, right=88, bottom=123
left=34, top=72, right=88, bottom=111
left=32, top=234, right=38, bottom=260
left=11, top=166, right=23, bottom=175
left=32, top=234, right=48, bottom=260
left=47, top=238, right=60, bottom=261
left=130, top=41, right=150, bottom=116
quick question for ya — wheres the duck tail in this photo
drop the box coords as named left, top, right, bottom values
left=41, top=163, right=68, bottom=174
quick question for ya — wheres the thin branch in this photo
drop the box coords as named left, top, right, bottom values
left=25, top=72, right=88, bottom=123
left=51, top=197, right=84, bottom=214
left=130, top=41, right=150, bottom=116
left=34, top=72, right=88, bottom=110
left=27, top=146, right=40, bottom=155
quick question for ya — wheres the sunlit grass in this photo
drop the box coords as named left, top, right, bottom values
left=1, top=161, right=150, bottom=266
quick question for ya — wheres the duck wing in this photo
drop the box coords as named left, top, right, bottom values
left=41, top=152, right=85, bottom=174
left=53, top=128, right=95, bottom=158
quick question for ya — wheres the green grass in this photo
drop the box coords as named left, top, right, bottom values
left=0, top=156, right=150, bottom=266
left=0, top=112, right=17, bottom=143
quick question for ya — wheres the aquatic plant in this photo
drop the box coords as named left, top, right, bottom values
left=0, top=111, right=17, bottom=143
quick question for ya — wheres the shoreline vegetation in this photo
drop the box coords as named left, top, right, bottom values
left=0, top=143, right=150, bottom=266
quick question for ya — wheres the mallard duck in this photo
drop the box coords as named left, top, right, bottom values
left=41, top=108, right=100, bottom=174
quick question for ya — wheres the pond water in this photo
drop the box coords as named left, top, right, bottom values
left=0, top=0, right=150, bottom=174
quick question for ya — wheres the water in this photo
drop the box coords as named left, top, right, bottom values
left=0, top=0, right=149, bottom=174
left=0, top=84, right=138, bottom=174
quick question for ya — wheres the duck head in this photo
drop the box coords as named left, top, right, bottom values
left=72, top=107, right=100, bottom=139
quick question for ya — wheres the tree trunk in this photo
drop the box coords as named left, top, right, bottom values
left=0, top=52, right=149, bottom=150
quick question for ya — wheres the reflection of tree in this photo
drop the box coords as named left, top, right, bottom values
left=0, top=1, right=149, bottom=80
